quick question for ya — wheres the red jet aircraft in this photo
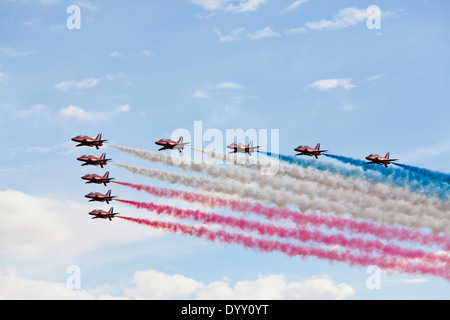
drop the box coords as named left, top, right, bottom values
left=294, top=143, right=328, bottom=159
left=71, top=133, right=107, bottom=149
left=155, top=137, right=190, bottom=153
left=85, top=190, right=116, bottom=204
left=227, top=140, right=260, bottom=155
left=81, top=171, right=114, bottom=186
left=88, top=207, right=119, bottom=221
left=365, top=152, right=399, bottom=168
left=77, top=153, right=111, bottom=168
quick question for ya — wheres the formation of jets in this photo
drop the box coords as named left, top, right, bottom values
left=72, top=133, right=401, bottom=221
left=72, top=133, right=118, bottom=221
left=294, top=143, right=398, bottom=167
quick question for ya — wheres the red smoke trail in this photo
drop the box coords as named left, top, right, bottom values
left=116, top=199, right=450, bottom=266
left=113, top=181, right=450, bottom=250
left=117, top=216, right=450, bottom=281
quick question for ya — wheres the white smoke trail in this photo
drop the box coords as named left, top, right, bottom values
left=114, top=163, right=450, bottom=234
left=193, top=147, right=450, bottom=214
left=111, top=145, right=450, bottom=227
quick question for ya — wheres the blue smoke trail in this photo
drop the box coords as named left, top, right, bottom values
left=393, top=162, right=450, bottom=185
left=259, top=151, right=449, bottom=200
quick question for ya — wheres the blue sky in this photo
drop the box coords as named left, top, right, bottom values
left=1, top=0, right=449, bottom=299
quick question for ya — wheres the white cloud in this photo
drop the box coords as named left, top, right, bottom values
left=140, top=49, right=153, bottom=57
left=39, top=0, right=60, bottom=4
left=25, top=146, right=55, bottom=153
left=76, top=77, right=100, bottom=89
left=191, top=0, right=266, bottom=14
left=116, top=104, right=131, bottom=113
left=306, top=7, right=371, bottom=31
left=0, top=189, right=160, bottom=262
left=60, top=105, right=95, bottom=121
left=59, top=104, right=130, bottom=122
left=54, top=78, right=100, bottom=92
left=109, top=51, right=125, bottom=58
left=247, top=26, right=281, bottom=40
left=402, top=278, right=429, bottom=284
left=191, top=0, right=225, bottom=11
left=397, top=140, right=450, bottom=164
left=366, top=74, right=385, bottom=82
left=282, top=0, right=310, bottom=13
left=284, top=26, right=308, bottom=35
left=192, top=81, right=245, bottom=99
left=213, top=27, right=246, bottom=42
left=77, top=1, right=99, bottom=12
left=125, top=271, right=355, bottom=300
left=226, top=0, right=266, bottom=14
left=0, top=268, right=107, bottom=300
left=13, top=104, right=50, bottom=120
left=0, top=190, right=72, bottom=260
left=0, top=72, right=7, bottom=83
left=0, top=46, right=34, bottom=58
left=340, top=104, right=359, bottom=112
left=216, top=81, right=245, bottom=90
left=306, top=78, right=356, bottom=91
left=192, top=89, right=209, bottom=99
left=0, top=267, right=354, bottom=300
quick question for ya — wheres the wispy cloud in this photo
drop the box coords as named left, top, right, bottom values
left=0, top=72, right=7, bottom=83
left=109, top=50, right=154, bottom=58
left=216, top=81, right=245, bottom=90
left=306, top=7, right=370, bottom=31
left=284, top=27, right=308, bottom=35
left=191, top=0, right=266, bottom=14
left=366, top=74, right=385, bottom=82
left=213, top=26, right=282, bottom=42
left=77, top=0, right=99, bottom=12
left=247, top=26, right=281, bottom=40
left=213, top=27, right=246, bottom=42
left=192, top=81, right=245, bottom=99
left=54, top=77, right=100, bottom=92
left=0, top=46, right=34, bottom=58
left=226, top=0, right=266, bottom=14
left=140, top=49, right=153, bottom=57
left=306, top=78, right=356, bottom=91
left=398, top=140, right=450, bottom=164
left=13, top=104, right=50, bottom=120
left=287, top=6, right=392, bottom=35
left=192, top=89, right=209, bottom=99
left=282, top=0, right=310, bottom=13
left=108, top=51, right=125, bottom=58
left=59, top=104, right=130, bottom=122
left=0, top=266, right=354, bottom=300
